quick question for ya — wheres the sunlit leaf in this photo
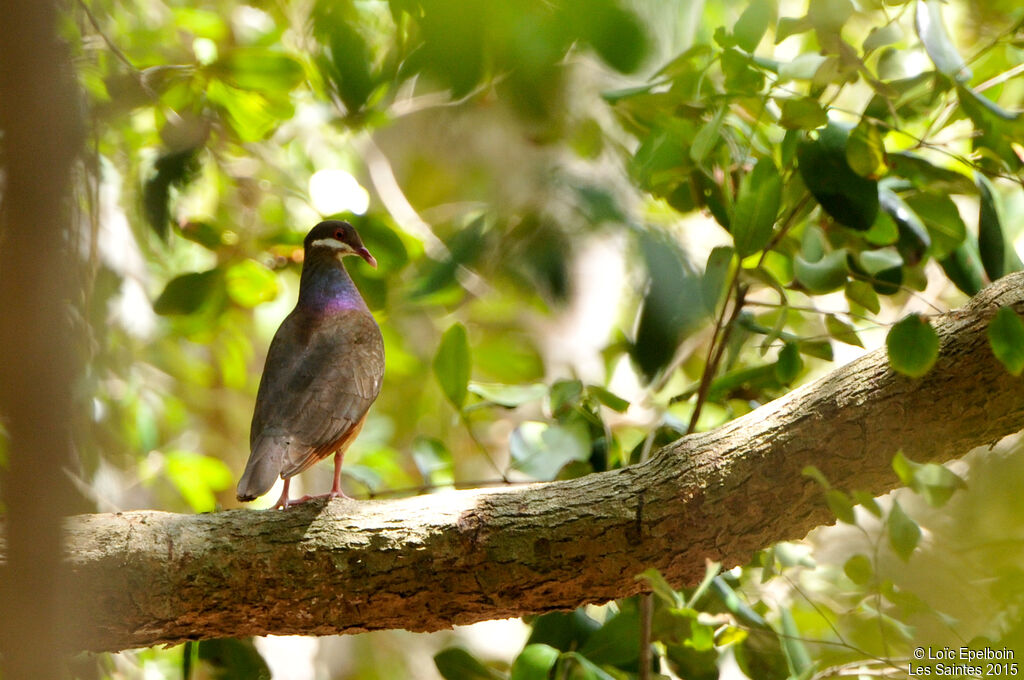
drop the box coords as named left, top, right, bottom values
left=904, top=193, right=967, bottom=259
left=887, top=499, right=921, bottom=561
left=588, top=385, right=630, bottom=412
left=826, top=315, right=863, bottom=347
left=211, top=48, right=304, bottom=93
left=847, top=118, right=887, bottom=178
left=886, top=315, right=939, bottom=378
left=794, top=248, right=848, bottom=293
left=915, top=0, right=971, bottom=82
left=844, top=554, right=873, bottom=585
left=734, top=0, right=776, bottom=52
left=510, top=644, right=560, bottom=680
left=863, top=22, right=902, bottom=51
left=779, top=609, right=813, bottom=677
left=509, top=421, right=590, bottom=481
left=988, top=306, right=1024, bottom=376
left=434, top=323, right=471, bottom=409
left=826, top=489, right=856, bottom=524
left=467, top=382, right=546, bottom=407
left=225, top=259, right=278, bottom=308
left=846, top=280, right=881, bottom=314
left=779, top=97, right=828, bottom=130
left=893, top=451, right=966, bottom=507
left=732, top=158, right=781, bottom=257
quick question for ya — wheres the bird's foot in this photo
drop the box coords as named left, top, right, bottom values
left=274, top=490, right=351, bottom=509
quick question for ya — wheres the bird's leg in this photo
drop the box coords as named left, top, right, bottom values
left=271, top=477, right=293, bottom=509
left=328, top=451, right=351, bottom=500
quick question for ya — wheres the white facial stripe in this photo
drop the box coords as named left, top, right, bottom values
left=310, top=237, right=355, bottom=254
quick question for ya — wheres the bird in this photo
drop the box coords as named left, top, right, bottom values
left=236, top=220, right=385, bottom=508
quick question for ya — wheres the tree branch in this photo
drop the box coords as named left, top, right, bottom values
left=7, top=274, right=1024, bottom=653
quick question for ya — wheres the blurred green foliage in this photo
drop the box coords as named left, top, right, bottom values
left=34, top=0, right=1024, bottom=676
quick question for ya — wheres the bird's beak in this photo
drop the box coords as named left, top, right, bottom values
left=357, top=247, right=377, bottom=268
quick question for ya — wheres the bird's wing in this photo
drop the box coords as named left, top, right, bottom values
left=249, top=307, right=384, bottom=478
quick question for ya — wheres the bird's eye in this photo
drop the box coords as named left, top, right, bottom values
left=334, top=229, right=344, bottom=240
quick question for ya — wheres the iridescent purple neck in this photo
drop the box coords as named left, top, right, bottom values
left=296, top=253, right=367, bottom=314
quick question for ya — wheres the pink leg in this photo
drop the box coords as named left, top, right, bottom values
left=271, top=477, right=293, bottom=509
left=328, top=451, right=350, bottom=499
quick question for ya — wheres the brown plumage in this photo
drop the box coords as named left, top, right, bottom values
left=236, top=221, right=385, bottom=508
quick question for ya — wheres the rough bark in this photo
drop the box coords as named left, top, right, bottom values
left=6, top=273, right=1024, bottom=654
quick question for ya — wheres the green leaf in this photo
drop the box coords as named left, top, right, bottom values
left=434, top=648, right=503, bottom=680
left=434, top=323, right=471, bottom=409
left=941, top=241, right=986, bottom=296
left=794, top=248, right=848, bottom=293
left=988, top=306, right=1024, bottom=376
left=863, top=22, right=903, bottom=51
left=977, top=174, right=1006, bottom=281
left=211, top=48, right=304, bottom=92
left=774, top=341, right=802, bottom=384
left=847, top=118, right=887, bottom=178
left=636, top=568, right=684, bottom=607
left=778, top=53, right=828, bottom=81
left=732, top=158, right=782, bottom=257
left=893, top=451, right=967, bottom=507
left=887, top=499, right=921, bottom=561
left=632, top=231, right=706, bottom=382
left=164, top=451, right=232, bottom=512
left=315, top=18, right=376, bottom=113
left=575, top=0, right=649, bottom=74
left=198, top=639, right=271, bottom=680
left=846, top=280, right=881, bottom=314
left=779, top=608, right=813, bottom=677
left=826, top=315, right=863, bottom=347
left=588, top=385, right=630, bottom=412
left=886, top=315, right=939, bottom=378
left=549, top=379, right=584, bottom=416
left=690, top=107, right=726, bottom=163
left=798, top=124, right=880, bottom=230
left=579, top=607, right=641, bottom=666
left=153, top=269, right=222, bottom=315
left=560, top=652, right=617, bottom=680
left=207, top=79, right=293, bottom=142
left=879, top=187, right=931, bottom=256
left=809, top=0, right=853, bottom=32
left=225, top=259, right=278, bottom=308
left=411, top=437, right=454, bottom=485
left=915, top=0, right=971, bottom=82
left=510, top=644, right=560, bottom=680
left=802, top=465, right=831, bottom=489
left=853, top=490, right=883, bottom=517
left=779, top=97, right=828, bottom=129
left=844, top=554, right=873, bottom=585
left=467, top=382, right=547, bottom=407
left=509, top=421, right=590, bottom=481
left=826, top=489, right=856, bottom=524
left=702, top=246, right=733, bottom=316
left=776, top=15, right=813, bottom=42
left=904, top=193, right=967, bottom=259
left=734, top=0, right=776, bottom=52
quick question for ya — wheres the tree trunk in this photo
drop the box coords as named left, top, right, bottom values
left=6, top=273, right=1024, bottom=654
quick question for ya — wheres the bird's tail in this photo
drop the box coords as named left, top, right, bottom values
left=236, top=433, right=289, bottom=502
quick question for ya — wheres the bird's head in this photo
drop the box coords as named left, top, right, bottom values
left=304, top=220, right=377, bottom=268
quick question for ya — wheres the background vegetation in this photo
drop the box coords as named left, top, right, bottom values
left=6, top=0, right=1024, bottom=677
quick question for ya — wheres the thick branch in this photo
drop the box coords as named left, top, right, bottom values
left=11, top=274, right=1024, bottom=652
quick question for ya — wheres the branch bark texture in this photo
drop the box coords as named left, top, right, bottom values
left=10, top=274, right=1024, bottom=653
